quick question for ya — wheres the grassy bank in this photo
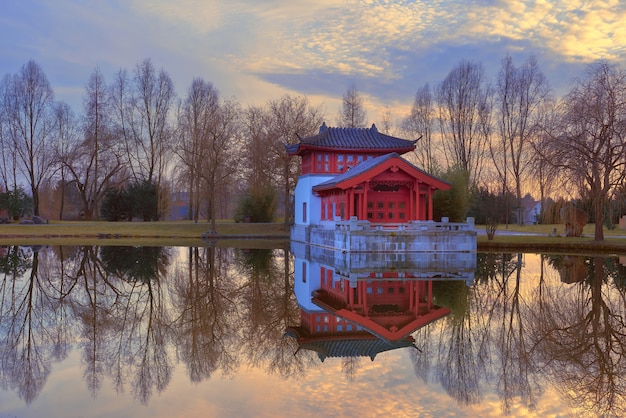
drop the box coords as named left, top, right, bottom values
left=478, top=223, right=626, bottom=254
left=0, top=220, right=290, bottom=247
left=2, top=220, right=626, bottom=253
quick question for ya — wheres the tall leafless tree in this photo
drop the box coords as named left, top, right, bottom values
left=242, top=105, right=275, bottom=191
left=267, top=95, right=324, bottom=224
left=130, top=59, right=175, bottom=185
left=0, top=74, right=20, bottom=192
left=110, top=59, right=175, bottom=218
left=493, top=55, right=550, bottom=223
left=437, top=60, right=491, bottom=184
left=201, top=97, right=242, bottom=233
left=529, top=100, right=561, bottom=223
left=1, top=60, right=55, bottom=216
left=337, top=83, right=367, bottom=128
left=401, top=83, right=438, bottom=173
left=177, top=78, right=220, bottom=221
left=62, top=67, right=124, bottom=220
left=51, top=101, right=78, bottom=219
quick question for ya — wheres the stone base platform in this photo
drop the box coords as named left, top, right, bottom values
left=291, top=217, right=477, bottom=253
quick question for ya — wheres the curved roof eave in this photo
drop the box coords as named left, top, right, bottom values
left=287, top=123, right=418, bottom=156
left=292, top=144, right=416, bottom=155
left=313, top=153, right=451, bottom=192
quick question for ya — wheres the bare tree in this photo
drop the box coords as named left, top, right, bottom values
left=62, top=67, right=124, bottom=220
left=110, top=59, right=175, bottom=219
left=242, top=105, right=274, bottom=191
left=541, top=62, right=626, bottom=240
left=0, top=74, right=20, bottom=192
left=379, top=105, right=395, bottom=135
left=201, top=97, right=242, bottom=233
left=529, top=103, right=561, bottom=223
left=51, top=101, right=78, bottom=219
left=337, top=83, right=367, bottom=128
left=267, top=95, right=325, bottom=224
left=1, top=60, right=55, bottom=216
left=493, top=55, right=550, bottom=222
left=401, top=83, right=438, bottom=173
left=129, top=59, right=175, bottom=185
left=177, top=78, right=220, bottom=221
left=436, top=60, right=491, bottom=184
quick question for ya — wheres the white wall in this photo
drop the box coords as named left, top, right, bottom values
left=293, top=174, right=334, bottom=226
left=293, top=255, right=322, bottom=311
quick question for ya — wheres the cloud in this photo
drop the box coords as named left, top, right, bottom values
left=1, top=0, right=625, bottom=119
left=231, top=0, right=625, bottom=116
left=131, top=0, right=228, bottom=32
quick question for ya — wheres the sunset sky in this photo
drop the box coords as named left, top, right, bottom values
left=2, top=0, right=625, bottom=125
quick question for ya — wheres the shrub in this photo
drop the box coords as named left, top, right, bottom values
left=0, top=187, right=33, bottom=220
left=432, top=166, right=470, bottom=222
left=100, top=187, right=132, bottom=221
left=234, top=185, right=277, bottom=223
left=101, top=180, right=161, bottom=221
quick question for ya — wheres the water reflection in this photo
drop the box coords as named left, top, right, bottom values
left=286, top=244, right=476, bottom=371
left=0, top=245, right=50, bottom=404
left=535, top=254, right=626, bottom=415
left=0, top=246, right=626, bottom=417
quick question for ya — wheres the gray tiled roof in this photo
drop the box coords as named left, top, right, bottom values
left=284, top=327, right=417, bottom=361
left=286, top=122, right=417, bottom=155
left=300, top=338, right=417, bottom=361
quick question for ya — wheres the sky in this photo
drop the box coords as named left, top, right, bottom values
left=1, top=0, right=626, bottom=127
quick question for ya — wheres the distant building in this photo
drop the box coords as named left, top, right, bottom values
left=520, top=195, right=542, bottom=225
left=169, top=191, right=190, bottom=220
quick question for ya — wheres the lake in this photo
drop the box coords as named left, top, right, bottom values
left=0, top=244, right=624, bottom=417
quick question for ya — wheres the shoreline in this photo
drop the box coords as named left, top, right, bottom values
left=1, top=221, right=625, bottom=254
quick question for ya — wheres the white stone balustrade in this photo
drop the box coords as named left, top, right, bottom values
left=293, top=216, right=477, bottom=253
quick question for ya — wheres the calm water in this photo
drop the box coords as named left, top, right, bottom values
left=0, top=245, right=624, bottom=417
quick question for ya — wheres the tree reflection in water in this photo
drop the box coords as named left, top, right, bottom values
left=1, top=247, right=626, bottom=416
left=57, top=245, right=173, bottom=403
left=234, top=248, right=313, bottom=379
left=170, top=246, right=240, bottom=383
left=411, top=253, right=626, bottom=417
left=529, top=255, right=626, bottom=416
left=0, top=246, right=52, bottom=404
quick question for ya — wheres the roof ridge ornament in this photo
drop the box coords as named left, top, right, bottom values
left=319, top=122, right=328, bottom=133
left=371, top=123, right=377, bottom=133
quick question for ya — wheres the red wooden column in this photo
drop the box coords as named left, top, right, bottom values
left=346, top=188, right=352, bottom=220
left=409, top=183, right=415, bottom=221
left=362, top=181, right=369, bottom=221
left=428, top=187, right=434, bottom=220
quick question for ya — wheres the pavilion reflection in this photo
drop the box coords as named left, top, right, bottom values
left=286, top=243, right=476, bottom=361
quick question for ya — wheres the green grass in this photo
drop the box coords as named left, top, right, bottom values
left=0, top=220, right=290, bottom=246
left=484, top=222, right=626, bottom=237
left=2, top=220, right=626, bottom=253
left=479, top=223, right=626, bottom=254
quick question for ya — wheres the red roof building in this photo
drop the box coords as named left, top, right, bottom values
left=286, top=264, right=451, bottom=361
left=287, top=123, right=450, bottom=227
